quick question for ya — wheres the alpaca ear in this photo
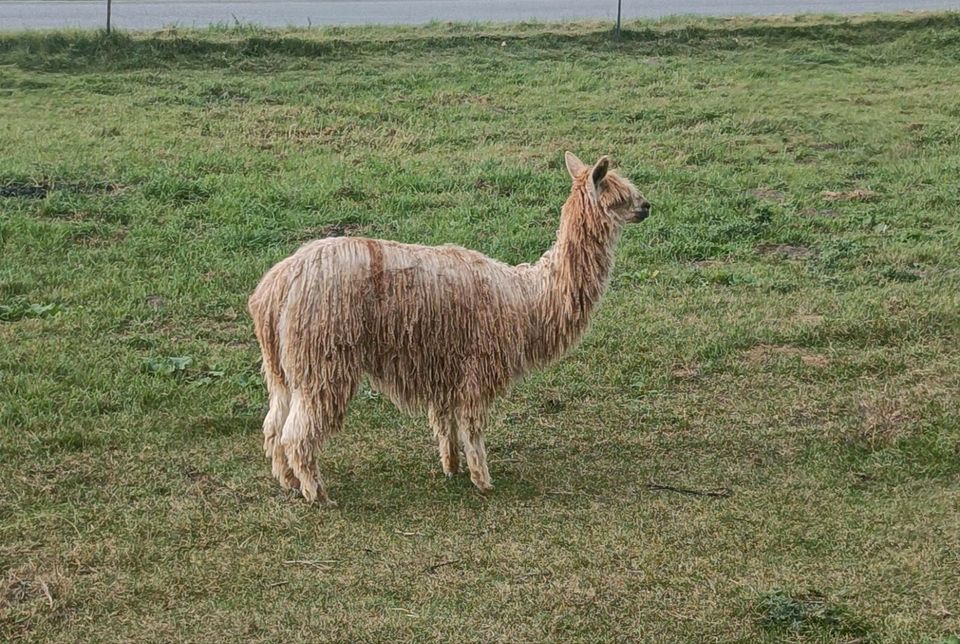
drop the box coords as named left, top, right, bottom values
left=590, top=156, right=610, bottom=188
left=565, top=151, right=587, bottom=180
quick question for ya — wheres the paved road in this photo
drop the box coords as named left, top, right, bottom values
left=1, top=0, right=958, bottom=30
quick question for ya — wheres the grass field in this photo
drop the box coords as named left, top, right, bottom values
left=1, top=13, right=959, bottom=642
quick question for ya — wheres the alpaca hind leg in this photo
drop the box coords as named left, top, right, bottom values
left=262, top=387, right=289, bottom=458
left=280, top=394, right=335, bottom=506
left=272, top=436, right=300, bottom=492
left=262, top=378, right=298, bottom=489
left=272, top=447, right=300, bottom=491
left=429, top=404, right=459, bottom=477
left=457, top=409, right=493, bottom=493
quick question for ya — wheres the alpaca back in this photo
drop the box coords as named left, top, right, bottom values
left=263, top=236, right=535, bottom=412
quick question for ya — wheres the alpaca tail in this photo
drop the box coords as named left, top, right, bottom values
left=248, top=259, right=293, bottom=392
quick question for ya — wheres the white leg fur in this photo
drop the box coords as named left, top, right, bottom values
left=457, top=409, right=493, bottom=492
left=262, top=379, right=298, bottom=490
left=280, top=394, right=333, bottom=505
left=429, top=404, right=459, bottom=476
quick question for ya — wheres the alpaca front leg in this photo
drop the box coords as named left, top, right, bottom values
left=428, top=404, right=459, bottom=477
left=457, top=410, right=493, bottom=493
left=280, top=395, right=335, bottom=506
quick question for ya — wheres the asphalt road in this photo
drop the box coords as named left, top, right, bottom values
left=0, top=0, right=958, bottom=30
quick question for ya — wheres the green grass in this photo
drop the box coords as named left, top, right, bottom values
left=1, top=13, right=959, bottom=642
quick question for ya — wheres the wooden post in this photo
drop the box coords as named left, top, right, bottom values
left=106, top=0, right=112, bottom=34
left=615, top=0, right=622, bottom=40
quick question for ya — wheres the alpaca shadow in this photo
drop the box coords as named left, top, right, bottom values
left=319, top=434, right=642, bottom=514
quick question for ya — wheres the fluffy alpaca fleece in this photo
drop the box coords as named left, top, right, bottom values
left=248, top=152, right=650, bottom=504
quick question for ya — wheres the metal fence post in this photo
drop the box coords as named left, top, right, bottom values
left=107, top=0, right=112, bottom=33
left=615, top=0, right=622, bottom=40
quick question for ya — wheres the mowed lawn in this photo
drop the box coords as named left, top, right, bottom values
left=1, top=13, right=959, bottom=642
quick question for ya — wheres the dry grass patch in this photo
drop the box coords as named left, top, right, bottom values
left=762, top=311, right=825, bottom=334
left=670, top=363, right=701, bottom=380
left=0, top=561, right=66, bottom=639
left=855, top=395, right=910, bottom=450
left=744, top=344, right=829, bottom=368
left=821, top=188, right=879, bottom=202
left=791, top=313, right=824, bottom=325
left=748, top=188, right=786, bottom=203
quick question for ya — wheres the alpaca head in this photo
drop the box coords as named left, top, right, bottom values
left=564, top=151, right=651, bottom=224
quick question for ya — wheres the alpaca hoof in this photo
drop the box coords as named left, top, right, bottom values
left=278, top=471, right=300, bottom=490
left=441, top=457, right=460, bottom=477
left=299, top=484, right=319, bottom=504
left=300, top=484, right=336, bottom=507
left=472, top=481, right=494, bottom=494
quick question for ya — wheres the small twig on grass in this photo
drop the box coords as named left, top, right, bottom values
left=38, top=579, right=54, bottom=608
left=394, top=530, right=422, bottom=537
left=62, top=515, right=82, bottom=538
left=645, top=481, right=732, bottom=498
left=386, top=607, right=420, bottom=618
left=424, top=559, right=459, bottom=574
left=266, top=580, right=289, bottom=589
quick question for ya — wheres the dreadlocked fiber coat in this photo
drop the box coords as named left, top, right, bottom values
left=248, top=152, right=651, bottom=504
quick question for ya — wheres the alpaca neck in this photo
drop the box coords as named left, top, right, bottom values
left=527, top=188, right=621, bottom=366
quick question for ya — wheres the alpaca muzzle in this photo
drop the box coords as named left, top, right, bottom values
left=632, top=200, right=651, bottom=223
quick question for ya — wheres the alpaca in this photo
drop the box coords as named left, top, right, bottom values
left=248, top=152, right=650, bottom=505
